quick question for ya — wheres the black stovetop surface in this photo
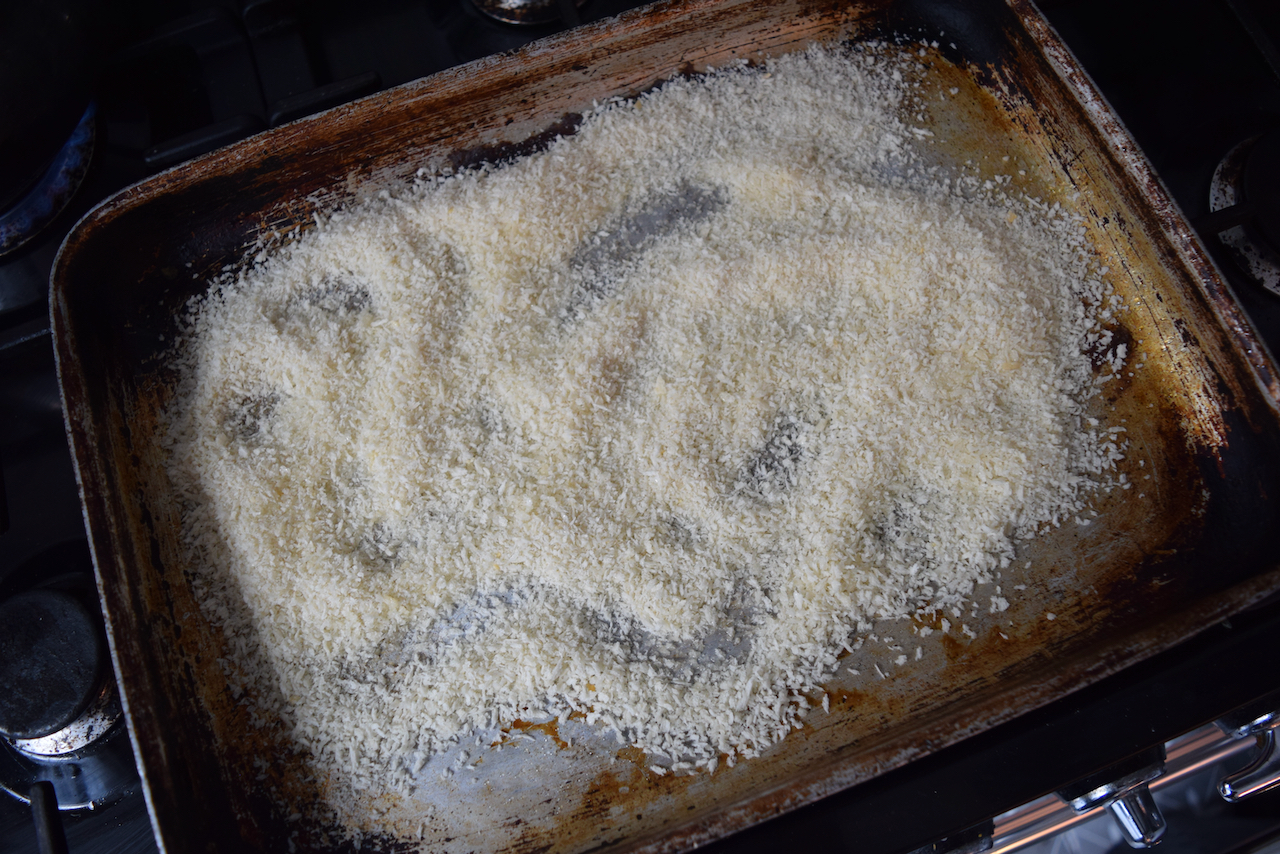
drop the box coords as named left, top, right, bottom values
left=3, top=1, right=1280, bottom=852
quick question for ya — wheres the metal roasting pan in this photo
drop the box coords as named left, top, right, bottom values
left=49, top=0, right=1280, bottom=851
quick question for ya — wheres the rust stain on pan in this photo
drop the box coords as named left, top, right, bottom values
left=48, top=0, right=1280, bottom=851
left=512, top=719, right=571, bottom=750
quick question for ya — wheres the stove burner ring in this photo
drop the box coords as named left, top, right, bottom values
left=0, top=721, right=140, bottom=811
left=7, top=679, right=122, bottom=759
left=467, top=0, right=586, bottom=25
left=1205, top=133, right=1280, bottom=298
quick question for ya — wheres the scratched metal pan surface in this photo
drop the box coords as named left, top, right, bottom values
left=49, top=0, right=1280, bottom=851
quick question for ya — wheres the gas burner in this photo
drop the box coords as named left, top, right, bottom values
left=0, top=103, right=95, bottom=257
left=467, top=0, right=585, bottom=26
left=0, top=587, right=114, bottom=746
left=0, top=565, right=139, bottom=810
left=0, top=720, right=139, bottom=811
left=1203, top=130, right=1280, bottom=297
left=7, top=679, right=123, bottom=759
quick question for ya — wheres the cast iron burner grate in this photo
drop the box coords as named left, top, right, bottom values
left=0, top=105, right=95, bottom=258
left=1203, top=130, right=1280, bottom=297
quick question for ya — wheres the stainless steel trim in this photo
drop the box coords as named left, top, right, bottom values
left=990, top=725, right=1255, bottom=854
left=1220, top=728, right=1280, bottom=801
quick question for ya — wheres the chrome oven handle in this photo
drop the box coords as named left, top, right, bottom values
left=1056, top=748, right=1168, bottom=849
left=1216, top=700, right=1280, bottom=802
left=1105, top=786, right=1167, bottom=848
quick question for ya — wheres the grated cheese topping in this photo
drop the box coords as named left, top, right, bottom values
left=164, top=46, right=1124, bottom=804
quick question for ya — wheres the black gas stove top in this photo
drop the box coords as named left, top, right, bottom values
left=2, top=1, right=1280, bottom=853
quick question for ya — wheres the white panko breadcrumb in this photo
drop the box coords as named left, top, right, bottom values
left=164, top=45, right=1124, bottom=805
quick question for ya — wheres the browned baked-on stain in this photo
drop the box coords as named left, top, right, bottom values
left=1095, top=325, right=1138, bottom=402
left=1088, top=321, right=1134, bottom=370
left=512, top=840, right=555, bottom=854
left=579, top=767, right=625, bottom=818
left=615, top=746, right=647, bottom=770
left=511, top=718, right=569, bottom=749
left=610, top=745, right=695, bottom=784
left=790, top=717, right=816, bottom=739
left=827, top=687, right=865, bottom=709
left=940, top=633, right=967, bottom=663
